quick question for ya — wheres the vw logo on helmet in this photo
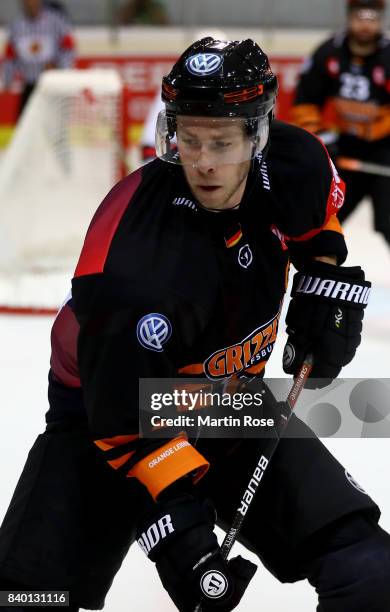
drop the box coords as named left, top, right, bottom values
left=137, top=313, right=172, bottom=352
left=186, top=53, right=223, bottom=76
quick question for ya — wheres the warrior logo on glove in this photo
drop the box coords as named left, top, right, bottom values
left=283, top=262, right=371, bottom=387
left=200, top=570, right=229, bottom=598
left=295, top=273, right=370, bottom=304
left=283, top=342, right=296, bottom=369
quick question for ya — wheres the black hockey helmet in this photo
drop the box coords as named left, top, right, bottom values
left=156, top=37, right=278, bottom=165
left=347, top=0, right=385, bottom=11
left=162, top=37, right=277, bottom=118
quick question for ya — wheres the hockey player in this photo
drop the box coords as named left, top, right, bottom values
left=291, top=0, right=390, bottom=246
left=1, top=38, right=390, bottom=612
left=2, top=0, right=75, bottom=115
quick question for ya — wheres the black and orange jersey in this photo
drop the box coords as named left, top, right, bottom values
left=292, top=33, right=390, bottom=151
left=48, top=120, right=346, bottom=502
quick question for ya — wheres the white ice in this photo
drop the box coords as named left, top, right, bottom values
left=0, top=201, right=389, bottom=611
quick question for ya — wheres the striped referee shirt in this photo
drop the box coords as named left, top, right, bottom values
left=2, top=7, right=75, bottom=88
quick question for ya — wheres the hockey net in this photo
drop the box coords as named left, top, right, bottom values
left=0, top=69, right=124, bottom=314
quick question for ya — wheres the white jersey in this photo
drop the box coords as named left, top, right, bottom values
left=2, top=8, right=75, bottom=87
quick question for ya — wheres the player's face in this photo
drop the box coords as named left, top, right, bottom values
left=177, top=116, right=252, bottom=210
left=348, top=10, right=383, bottom=44
left=22, top=0, right=42, bottom=18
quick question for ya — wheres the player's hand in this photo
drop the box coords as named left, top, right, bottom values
left=136, top=493, right=257, bottom=611
left=283, top=261, right=370, bottom=388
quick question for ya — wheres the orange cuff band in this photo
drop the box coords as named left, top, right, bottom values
left=128, top=436, right=209, bottom=500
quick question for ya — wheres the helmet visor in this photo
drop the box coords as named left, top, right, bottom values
left=155, top=111, right=270, bottom=166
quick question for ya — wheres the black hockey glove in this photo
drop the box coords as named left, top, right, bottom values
left=283, top=261, right=371, bottom=388
left=136, top=493, right=257, bottom=611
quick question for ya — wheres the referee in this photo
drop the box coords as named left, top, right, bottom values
left=2, top=0, right=75, bottom=116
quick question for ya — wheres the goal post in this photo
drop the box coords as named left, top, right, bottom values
left=0, top=68, right=124, bottom=314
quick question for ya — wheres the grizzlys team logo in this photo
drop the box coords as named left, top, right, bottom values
left=238, top=244, right=253, bottom=269
left=137, top=313, right=172, bottom=352
left=204, top=312, right=280, bottom=379
left=186, top=53, right=223, bottom=76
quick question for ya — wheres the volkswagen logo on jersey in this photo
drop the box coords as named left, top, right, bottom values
left=137, top=313, right=172, bottom=352
left=186, top=53, right=223, bottom=76
left=238, top=244, right=253, bottom=269
left=200, top=570, right=228, bottom=599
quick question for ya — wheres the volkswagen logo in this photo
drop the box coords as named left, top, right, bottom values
left=186, top=53, right=223, bottom=76
left=137, top=313, right=172, bottom=352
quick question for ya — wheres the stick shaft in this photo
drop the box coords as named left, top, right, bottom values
left=194, top=356, right=313, bottom=612
left=337, top=156, right=390, bottom=178
left=220, top=354, right=313, bottom=559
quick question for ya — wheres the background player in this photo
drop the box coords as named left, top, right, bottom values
left=291, top=0, right=390, bottom=247
left=2, top=0, right=75, bottom=116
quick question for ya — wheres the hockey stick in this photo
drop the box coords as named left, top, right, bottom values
left=337, top=156, right=390, bottom=178
left=194, top=353, right=314, bottom=612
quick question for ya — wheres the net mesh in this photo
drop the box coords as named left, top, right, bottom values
left=0, top=69, right=123, bottom=312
